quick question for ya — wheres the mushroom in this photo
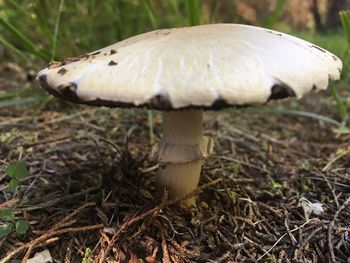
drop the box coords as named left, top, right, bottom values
left=37, top=24, right=342, bottom=206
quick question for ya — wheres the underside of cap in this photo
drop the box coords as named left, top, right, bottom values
left=38, top=74, right=299, bottom=110
left=37, top=24, right=342, bottom=111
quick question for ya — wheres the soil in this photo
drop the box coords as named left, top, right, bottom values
left=0, top=62, right=349, bottom=262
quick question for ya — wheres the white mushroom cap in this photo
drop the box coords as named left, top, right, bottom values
left=38, top=24, right=342, bottom=110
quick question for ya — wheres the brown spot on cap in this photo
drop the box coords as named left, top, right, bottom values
left=78, top=54, right=90, bottom=60
left=38, top=74, right=48, bottom=88
left=90, top=51, right=101, bottom=56
left=37, top=79, right=250, bottom=111
left=57, top=82, right=79, bottom=101
left=110, top=49, right=117, bottom=55
left=65, top=57, right=81, bottom=63
left=211, top=99, right=229, bottom=110
left=311, top=45, right=326, bottom=53
left=38, top=74, right=62, bottom=98
left=268, top=84, right=296, bottom=101
left=266, top=30, right=282, bottom=36
left=57, top=68, right=67, bottom=75
left=108, top=60, right=118, bottom=66
left=38, top=74, right=80, bottom=103
left=48, top=61, right=63, bottom=69
left=147, top=95, right=172, bottom=109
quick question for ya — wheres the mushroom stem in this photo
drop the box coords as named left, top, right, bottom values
left=157, top=110, right=213, bottom=206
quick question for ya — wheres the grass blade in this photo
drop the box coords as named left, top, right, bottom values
left=147, top=110, right=155, bottom=145
left=0, top=37, right=29, bottom=61
left=340, top=11, right=350, bottom=46
left=51, top=0, right=65, bottom=60
left=87, top=0, right=97, bottom=47
left=142, top=0, right=159, bottom=144
left=328, top=85, right=349, bottom=123
left=263, top=0, right=287, bottom=28
left=0, top=97, right=43, bottom=108
left=240, top=107, right=342, bottom=127
left=0, top=16, right=50, bottom=61
left=7, top=0, right=53, bottom=45
left=185, top=0, right=202, bottom=26
left=209, top=0, right=219, bottom=23
left=144, top=0, right=159, bottom=29
left=0, top=90, right=22, bottom=100
left=170, top=0, right=181, bottom=25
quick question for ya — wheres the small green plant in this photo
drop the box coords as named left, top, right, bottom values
left=270, top=179, right=282, bottom=190
left=299, top=176, right=309, bottom=194
left=0, top=128, right=19, bottom=143
left=82, top=247, right=93, bottom=263
left=227, top=190, right=237, bottom=201
left=320, top=194, right=329, bottom=204
left=301, top=159, right=311, bottom=169
left=0, top=132, right=12, bottom=143
left=0, top=208, right=29, bottom=237
left=5, top=162, right=29, bottom=190
left=230, top=162, right=240, bottom=177
left=0, top=162, right=30, bottom=237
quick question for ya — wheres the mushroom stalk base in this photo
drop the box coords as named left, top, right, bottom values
left=157, top=110, right=213, bottom=206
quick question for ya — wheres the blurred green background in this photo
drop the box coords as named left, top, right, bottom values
left=0, top=0, right=349, bottom=127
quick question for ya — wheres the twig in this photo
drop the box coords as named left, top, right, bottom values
left=322, top=147, right=350, bottom=172
left=1, top=202, right=96, bottom=262
left=284, top=216, right=297, bottom=245
left=98, top=192, right=168, bottom=263
left=52, top=202, right=95, bottom=230
left=0, top=198, right=19, bottom=209
left=169, top=240, right=186, bottom=261
left=327, top=197, right=350, bottom=263
left=99, top=138, right=122, bottom=155
left=21, top=136, right=71, bottom=148
left=277, top=250, right=286, bottom=263
left=217, top=156, right=271, bottom=175
left=36, top=237, right=60, bottom=248
left=0, top=224, right=103, bottom=263
left=36, top=109, right=96, bottom=128
left=161, top=230, right=171, bottom=263
left=139, top=164, right=159, bottom=174
left=256, top=218, right=317, bottom=262
left=167, top=178, right=222, bottom=206
left=259, top=202, right=283, bottom=218
left=319, top=173, right=339, bottom=208
left=21, top=188, right=99, bottom=211
left=337, top=227, right=350, bottom=232
left=298, top=226, right=324, bottom=254
left=222, top=122, right=305, bottom=157
left=308, top=175, right=350, bottom=188
left=33, top=220, right=77, bottom=235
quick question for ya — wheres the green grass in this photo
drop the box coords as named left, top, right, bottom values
left=0, top=0, right=206, bottom=64
left=291, top=29, right=350, bottom=125
left=298, top=11, right=350, bottom=125
left=295, top=31, right=347, bottom=59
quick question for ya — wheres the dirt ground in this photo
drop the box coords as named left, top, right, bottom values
left=0, top=63, right=349, bottom=262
